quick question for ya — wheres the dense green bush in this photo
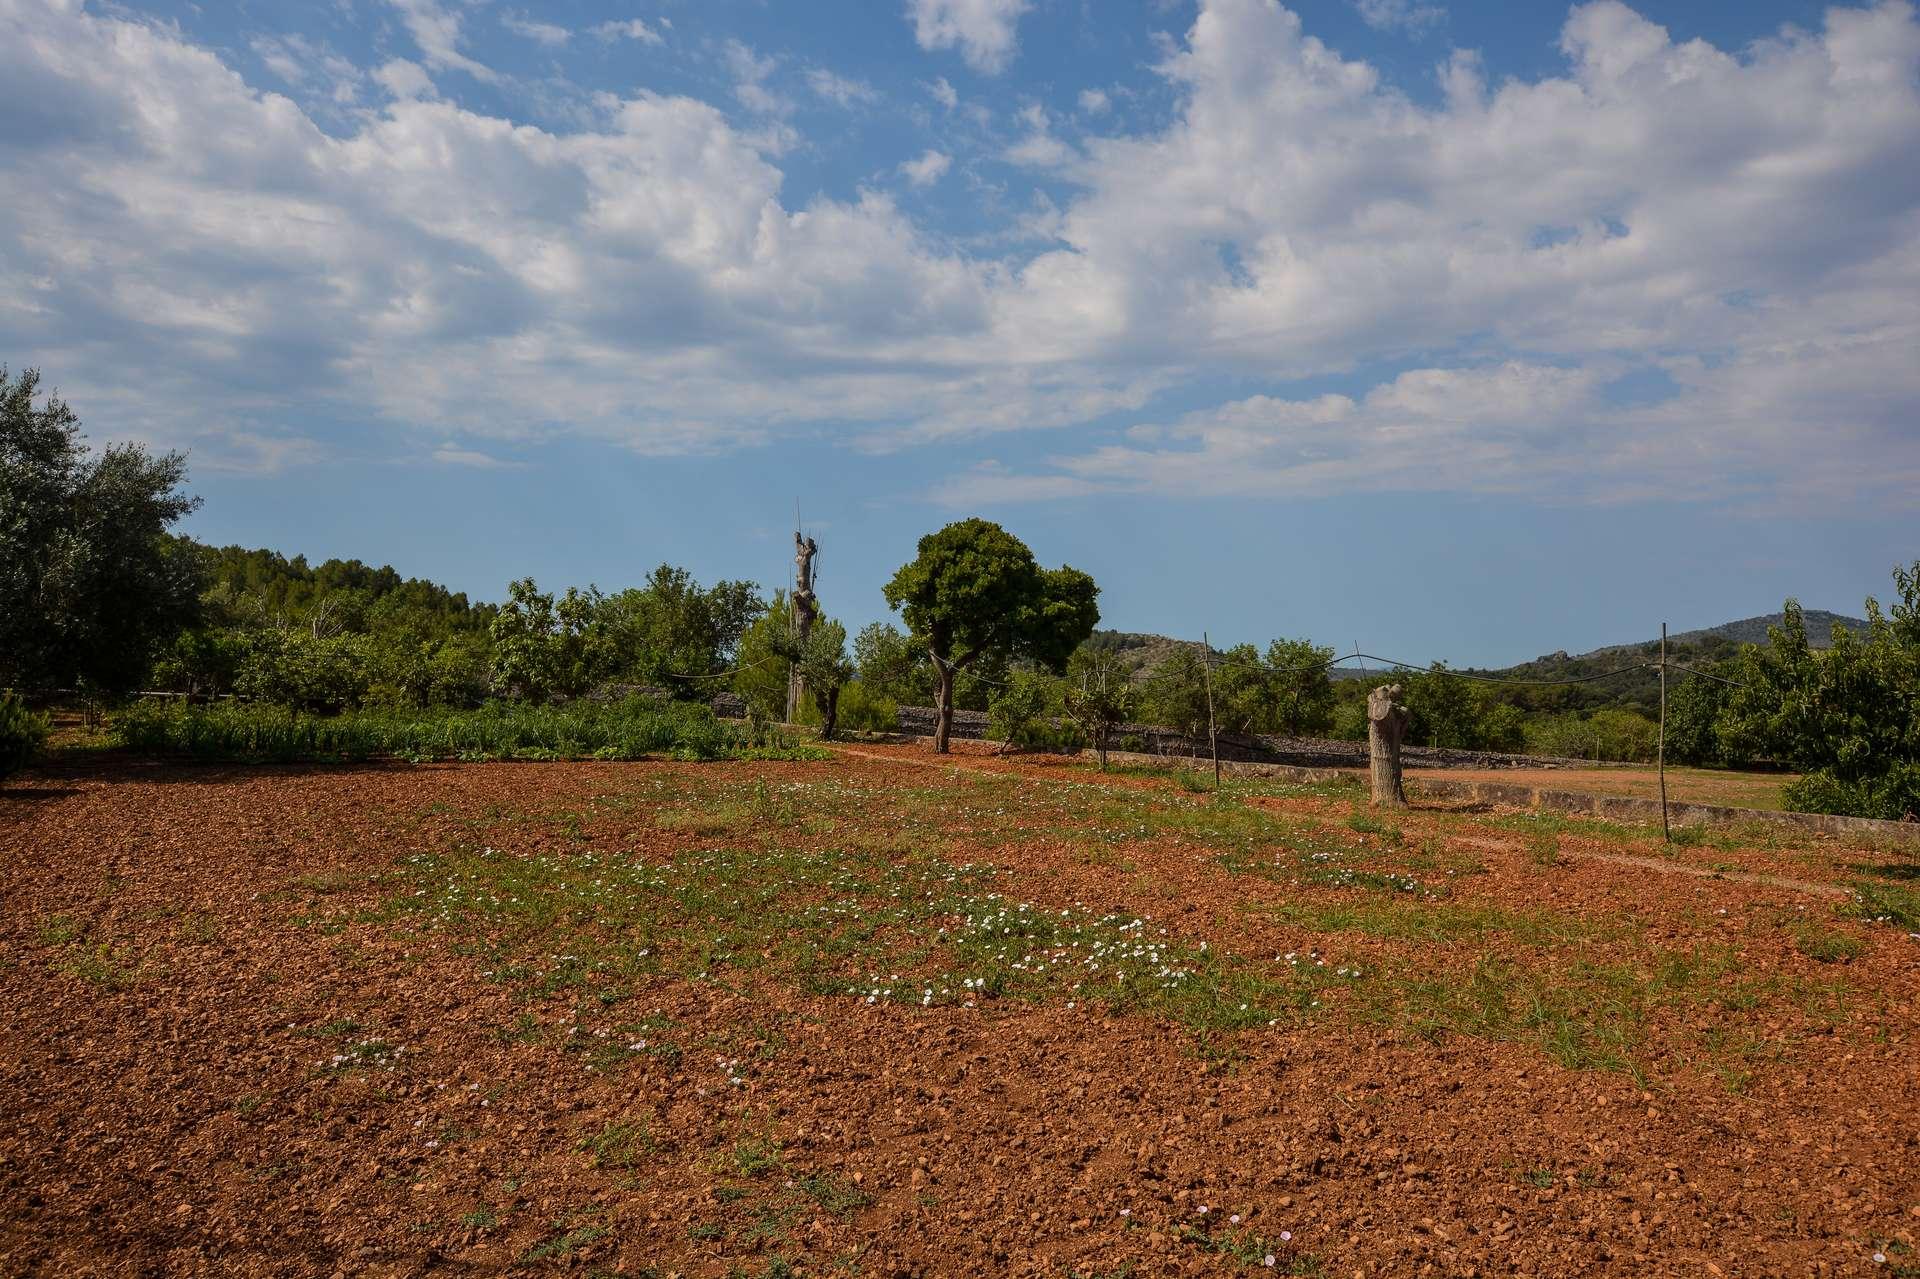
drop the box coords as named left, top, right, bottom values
left=834, top=680, right=898, bottom=734
left=0, top=694, right=50, bottom=782
left=111, top=697, right=816, bottom=764
left=234, top=630, right=373, bottom=712
left=1525, top=708, right=1660, bottom=762
left=1724, top=567, right=1919, bottom=820
left=1780, top=765, right=1920, bottom=823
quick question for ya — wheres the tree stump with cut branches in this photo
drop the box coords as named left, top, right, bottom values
left=1368, top=683, right=1410, bottom=809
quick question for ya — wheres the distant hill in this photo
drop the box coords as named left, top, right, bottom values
left=1090, top=608, right=1870, bottom=713
left=1582, top=611, right=1869, bottom=659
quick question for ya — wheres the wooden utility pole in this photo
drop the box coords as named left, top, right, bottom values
left=1202, top=631, right=1220, bottom=789
left=1367, top=683, right=1410, bottom=809
left=1658, top=621, right=1670, bottom=842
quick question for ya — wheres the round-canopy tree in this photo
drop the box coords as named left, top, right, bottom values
left=1, top=367, right=203, bottom=694
left=882, top=519, right=1099, bottom=753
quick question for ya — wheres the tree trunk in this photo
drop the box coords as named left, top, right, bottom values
left=932, top=656, right=955, bottom=754
left=820, top=685, right=840, bottom=741
left=1367, top=683, right=1410, bottom=809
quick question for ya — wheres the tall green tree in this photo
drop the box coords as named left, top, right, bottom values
left=1, top=368, right=203, bottom=692
left=733, top=591, right=796, bottom=723
left=1142, top=646, right=1212, bottom=746
left=598, top=564, right=762, bottom=691
left=1725, top=572, right=1920, bottom=819
left=882, top=519, right=1099, bottom=753
left=1261, top=637, right=1337, bottom=736
left=488, top=578, right=606, bottom=701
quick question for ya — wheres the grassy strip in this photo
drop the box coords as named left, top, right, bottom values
left=368, top=828, right=1353, bottom=1045
left=111, top=697, right=821, bottom=764
left=1251, top=899, right=1607, bottom=946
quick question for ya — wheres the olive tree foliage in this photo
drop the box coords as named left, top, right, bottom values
left=488, top=578, right=606, bottom=701
left=1062, top=648, right=1136, bottom=770
left=733, top=591, right=795, bottom=724
left=882, top=519, right=1099, bottom=753
left=1142, top=646, right=1212, bottom=745
left=598, top=564, right=763, bottom=690
left=1724, top=573, right=1920, bottom=819
left=854, top=621, right=936, bottom=705
left=0, top=368, right=203, bottom=692
left=1395, top=664, right=1526, bottom=752
left=787, top=619, right=854, bottom=740
left=1209, top=639, right=1336, bottom=736
left=853, top=620, right=1006, bottom=712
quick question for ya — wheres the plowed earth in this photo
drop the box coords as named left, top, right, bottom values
left=2, top=744, right=1917, bottom=1279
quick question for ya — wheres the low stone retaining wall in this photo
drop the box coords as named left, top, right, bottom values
left=884, top=705, right=1595, bottom=771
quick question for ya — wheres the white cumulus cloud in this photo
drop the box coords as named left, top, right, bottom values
left=900, top=149, right=953, bottom=186
left=0, top=0, right=1915, bottom=512
left=906, top=0, right=1032, bottom=74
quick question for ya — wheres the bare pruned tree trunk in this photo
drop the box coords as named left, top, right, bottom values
left=787, top=532, right=818, bottom=724
left=932, top=655, right=955, bottom=754
left=1367, top=683, right=1410, bottom=809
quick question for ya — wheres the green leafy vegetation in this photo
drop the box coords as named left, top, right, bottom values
left=111, top=697, right=820, bottom=763
left=883, top=518, right=1100, bottom=752
left=0, top=692, right=50, bottom=783
left=1718, top=569, right=1920, bottom=819
left=1, top=366, right=202, bottom=696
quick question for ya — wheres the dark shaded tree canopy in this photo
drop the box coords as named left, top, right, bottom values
left=1, top=367, right=202, bottom=691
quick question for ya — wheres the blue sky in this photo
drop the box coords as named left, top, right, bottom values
left=3, top=0, right=1916, bottom=665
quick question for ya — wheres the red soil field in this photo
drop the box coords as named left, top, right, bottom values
left=2, top=746, right=1916, bottom=1277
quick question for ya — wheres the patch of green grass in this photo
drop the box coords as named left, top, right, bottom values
left=1252, top=899, right=1606, bottom=947
left=1178, top=1221, right=1321, bottom=1273
left=1367, top=943, right=1840, bottom=1081
left=519, top=1221, right=608, bottom=1264
left=38, top=914, right=83, bottom=946
left=1344, top=810, right=1402, bottom=843
left=177, top=912, right=221, bottom=943
left=1517, top=1167, right=1556, bottom=1189
left=796, top=1172, right=868, bottom=1219
left=1700, top=1028, right=1787, bottom=1095
left=1480, top=810, right=1645, bottom=847
left=459, top=1204, right=499, bottom=1230
left=578, top=1118, right=656, bottom=1172
left=722, top=1137, right=785, bottom=1179
left=56, top=940, right=143, bottom=988
left=113, top=697, right=824, bottom=764
left=654, top=803, right=754, bottom=836
left=496, top=1012, right=545, bottom=1044
left=385, top=788, right=1344, bottom=1047
left=1667, top=825, right=1709, bottom=848
left=1527, top=831, right=1561, bottom=867
left=318, top=1038, right=402, bottom=1074
left=1848, top=877, right=1920, bottom=929
left=294, top=1017, right=364, bottom=1038
left=1794, top=924, right=1866, bottom=964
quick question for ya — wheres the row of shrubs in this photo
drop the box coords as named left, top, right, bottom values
left=108, top=697, right=819, bottom=764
